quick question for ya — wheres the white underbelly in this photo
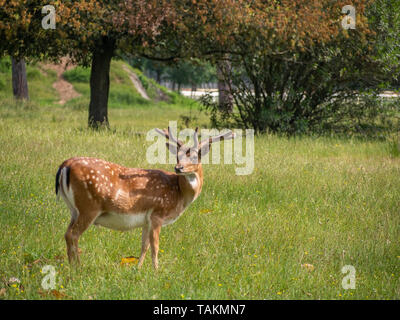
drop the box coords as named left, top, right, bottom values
left=94, top=212, right=148, bottom=231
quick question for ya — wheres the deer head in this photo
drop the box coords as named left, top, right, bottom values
left=155, top=126, right=235, bottom=175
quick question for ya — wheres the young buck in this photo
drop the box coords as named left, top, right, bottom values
left=55, top=127, right=235, bottom=269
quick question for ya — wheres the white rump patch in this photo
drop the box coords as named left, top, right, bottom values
left=62, top=168, right=74, bottom=206
left=59, top=167, right=79, bottom=222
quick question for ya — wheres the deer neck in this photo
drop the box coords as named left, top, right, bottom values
left=178, top=165, right=203, bottom=207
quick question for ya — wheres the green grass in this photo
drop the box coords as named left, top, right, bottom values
left=0, top=59, right=399, bottom=300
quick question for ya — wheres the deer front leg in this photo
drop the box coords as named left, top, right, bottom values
left=149, top=218, right=162, bottom=270
left=137, top=225, right=150, bottom=269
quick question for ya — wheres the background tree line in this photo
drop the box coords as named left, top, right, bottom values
left=1, top=0, right=399, bottom=136
left=127, top=57, right=218, bottom=92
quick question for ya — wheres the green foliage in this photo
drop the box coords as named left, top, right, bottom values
left=164, top=59, right=216, bottom=90
left=387, top=136, right=400, bottom=158
left=368, top=0, right=400, bottom=86
left=0, top=76, right=5, bottom=90
left=63, top=66, right=91, bottom=83
left=128, top=57, right=217, bottom=90
left=317, top=95, right=400, bottom=138
left=203, top=30, right=398, bottom=136
left=0, top=56, right=11, bottom=73
left=194, top=1, right=398, bottom=136
left=133, top=68, right=159, bottom=97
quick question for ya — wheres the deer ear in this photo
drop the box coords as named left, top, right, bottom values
left=166, top=142, right=178, bottom=155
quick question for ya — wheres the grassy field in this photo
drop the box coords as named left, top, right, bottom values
left=0, top=58, right=399, bottom=300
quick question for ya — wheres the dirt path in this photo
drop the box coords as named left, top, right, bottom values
left=41, top=57, right=81, bottom=105
left=122, top=64, right=150, bottom=100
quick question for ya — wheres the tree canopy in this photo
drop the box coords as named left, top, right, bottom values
left=1, top=0, right=393, bottom=135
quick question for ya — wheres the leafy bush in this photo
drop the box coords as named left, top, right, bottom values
left=202, top=35, right=397, bottom=137
left=197, top=0, right=400, bottom=137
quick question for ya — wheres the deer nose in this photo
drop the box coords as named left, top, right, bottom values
left=175, top=164, right=184, bottom=173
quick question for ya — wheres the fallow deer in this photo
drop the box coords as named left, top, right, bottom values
left=55, top=127, right=235, bottom=269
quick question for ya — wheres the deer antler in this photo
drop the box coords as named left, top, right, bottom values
left=199, top=130, right=235, bottom=149
left=155, top=127, right=183, bottom=147
left=157, top=127, right=233, bottom=153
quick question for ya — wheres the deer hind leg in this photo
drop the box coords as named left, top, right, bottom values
left=137, top=224, right=150, bottom=269
left=65, top=208, right=79, bottom=264
left=65, top=208, right=99, bottom=265
left=60, top=188, right=80, bottom=264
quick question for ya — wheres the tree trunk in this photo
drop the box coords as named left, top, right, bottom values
left=217, top=56, right=233, bottom=112
left=11, top=58, right=29, bottom=100
left=88, top=37, right=115, bottom=129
